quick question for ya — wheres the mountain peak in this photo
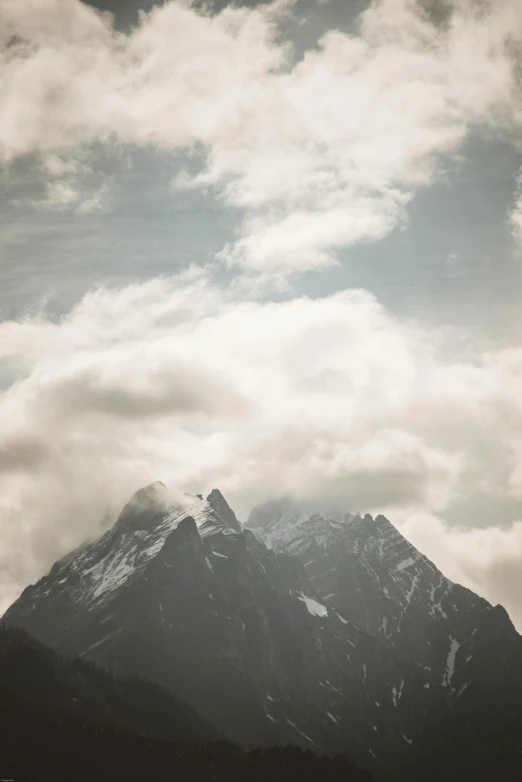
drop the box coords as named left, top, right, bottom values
left=114, top=481, right=178, bottom=533
left=207, top=488, right=241, bottom=533
left=2, top=484, right=242, bottom=623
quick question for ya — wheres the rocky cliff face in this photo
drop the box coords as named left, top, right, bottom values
left=4, top=485, right=522, bottom=780
left=250, top=499, right=522, bottom=773
left=249, top=498, right=518, bottom=669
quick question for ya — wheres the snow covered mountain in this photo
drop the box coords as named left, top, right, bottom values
left=249, top=499, right=513, bottom=678
left=4, top=484, right=522, bottom=780
left=250, top=499, right=522, bottom=770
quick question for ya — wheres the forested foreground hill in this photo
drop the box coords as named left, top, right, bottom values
left=0, top=625, right=374, bottom=782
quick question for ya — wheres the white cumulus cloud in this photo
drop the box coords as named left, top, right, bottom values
left=1, top=0, right=522, bottom=270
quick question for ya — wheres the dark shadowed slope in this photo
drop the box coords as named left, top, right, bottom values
left=0, top=625, right=374, bottom=782
left=0, top=623, right=220, bottom=743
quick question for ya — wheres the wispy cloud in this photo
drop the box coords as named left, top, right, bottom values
left=2, top=0, right=522, bottom=274
left=509, top=167, right=522, bottom=247
left=39, top=180, right=80, bottom=210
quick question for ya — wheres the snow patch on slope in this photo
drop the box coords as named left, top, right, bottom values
left=395, top=557, right=416, bottom=572
left=298, top=593, right=328, bottom=617
left=442, top=637, right=461, bottom=689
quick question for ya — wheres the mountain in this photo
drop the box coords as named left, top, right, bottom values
left=249, top=498, right=522, bottom=776
left=249, top=498, right=520, bottom=681
left=4, top=483, right=522, bottom=780
left=0, top=625, right=372, bottom=782
left=0, top=622, right=219, bottom=744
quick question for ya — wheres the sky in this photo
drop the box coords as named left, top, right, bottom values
left=2, top=0, right=522, bottom=628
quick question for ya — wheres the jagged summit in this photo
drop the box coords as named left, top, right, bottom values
left=3, top=483, right=242, bottom=633
left=207, top=488, right=242, bottom=533
left=113, top=482, right=241, bottom=537
left=247, top=499, right=520, bottom=670
left=114, top=481, right=177, bottom=532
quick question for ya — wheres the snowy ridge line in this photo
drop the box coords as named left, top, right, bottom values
left=27, top=490, right=240, bottom=611
left=298, top=593, right=328, bottom=617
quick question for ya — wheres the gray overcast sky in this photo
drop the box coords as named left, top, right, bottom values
left=3, top=0, right=522, bottom=628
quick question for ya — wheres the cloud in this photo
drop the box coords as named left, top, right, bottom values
left=0, top=0, right=288, bottom=155
left=509, top=167, right=522, bottom=246
left=30, top=351, right=251, bottom=420
left=0, top=435, right=49, bottom=473
left=3, top=273, right=522, bottom=626
left=31, top=152, right=115, bottom=213
left=30, top=176, right=112, bottom=213
left=2, top=0, right=522, bottom=273
left=398, top=511, right=522, bottom=631
left=40, top=180, right=80, bottom=209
